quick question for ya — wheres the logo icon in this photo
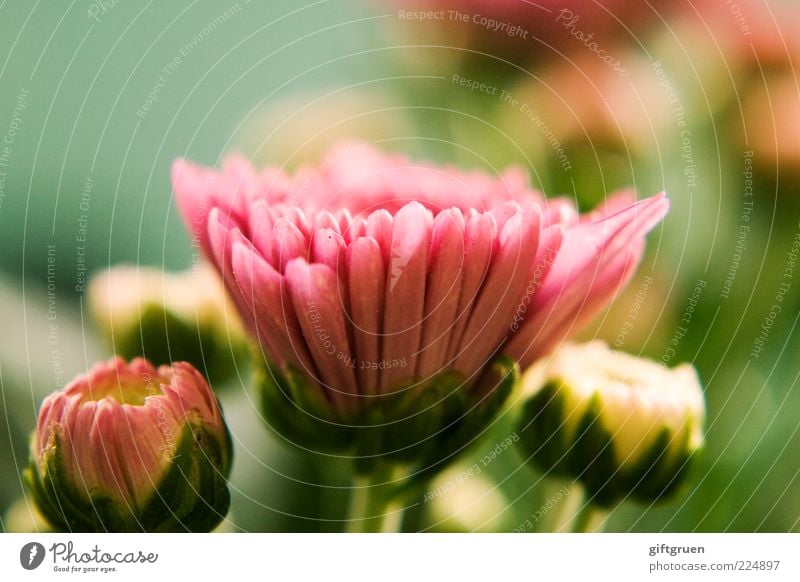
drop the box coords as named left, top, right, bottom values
left=20, top=542, right=46, bottom=570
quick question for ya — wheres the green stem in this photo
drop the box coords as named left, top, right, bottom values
left=535, top=480, right=609, bottom=532
left=549, top=481, right=584, bottom=533
left=346, top=476, right=374, bottom=533
left=345, top=469, right=409, bottom=533
left=534, top=477, right=577, bottom=533
left=569, top=487, right=610, bottom=533
left=571, top=502, right=608, bottom=533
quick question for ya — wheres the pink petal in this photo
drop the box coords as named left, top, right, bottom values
left=272, top=217, right=308, bottom=273
left=366, top=209, right=394, bottom=266
left=59, top=395, right=86, bottom=492
left=230, top=241, right=317, bottom=377
left=344, top=216, right=367, bottom=242
left=283, top=207, right=312, bottom=238
left=542, top=197, right=578, bottom=228
left=92, top=400, right=137, bottom=507
left=534, top=194, right=668, bottom=309
left=248, top=199, right=275, bottom=260
left=505, top=194, right=668, bottom=367
left=259, top=167, right=295, bottom=206
left=311, top=228, right=351, bottom=329
left=171, top=159, right=215, bottom=254
left=527, top=224, right=565, bottom=297
left=346, top=237, right=386, bottom=395
left=416, top=209, right=466, bottom=381
left=583, top=189, right=636, bottom=222
left=166, top=363, right=216, bottom=421
left=285, top=259, right=358, bottom=407
left=336, top=208, right=353, bottom=234
left=66, top=400, right=99, bottom=499
left=36, top=393, right=66, bottom=457
left=311, top=212, right=341, bottom=236
left=446, top=212, right=496, bottom=363
left=454, top=205, right=541, bottom=381
left=123, top=429, right=167, bottom=509
left=207, top=209, right=256, bottom=330
left=489, top=201, right=521, bottom=231
left=311, top=228, right=346, bottom=270
left=380, top=202, right=433, bottom=392
left=221, top=154, right=261, bottom=226
left=535, top=239, right=644, bottom=359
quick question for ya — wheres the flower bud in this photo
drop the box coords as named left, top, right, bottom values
left=88, top=264, right=249, bottom=385
left=24, top=357, right=232, bottom=532
left=517, top=341, right=704, bottom=506
left=4, top=497, right=53, bottom=533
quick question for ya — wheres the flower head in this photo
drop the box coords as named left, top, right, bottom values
left=517, top=341, right=705, bottom=505
left=25, top=357, right=232, bottom=532
left=172, top=143, right=667, bottom=468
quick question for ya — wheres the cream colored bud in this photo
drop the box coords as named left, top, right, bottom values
left=88, top=264, right=248, bottom=384
left=518, top=341, right=705, bottom=505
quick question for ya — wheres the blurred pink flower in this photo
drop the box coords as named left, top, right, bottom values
left=375, top=0, right=674, bottom=64
left=172, top=144, right=668, bottom=414
left=664, top=2, right=800, bottom=179
left=676, top=1, right=800, bottom=72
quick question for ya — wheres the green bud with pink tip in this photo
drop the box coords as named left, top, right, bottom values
left=25, top=357, right=232, bottom=532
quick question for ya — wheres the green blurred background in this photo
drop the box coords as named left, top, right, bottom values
left=1, top=0, right=799, bottom=532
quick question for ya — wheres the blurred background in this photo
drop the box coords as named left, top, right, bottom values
left=1, top=0, right=799, bottom=532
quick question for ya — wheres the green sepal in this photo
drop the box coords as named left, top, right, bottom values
left=626, top=426, right=702, bottom=503
left=569, top=396, right=623, bottom=506
left=256, top=361, right=354, bottom=451
left=420, top=357, right=517, bottom=468
left=255, top=356, right=517, bottom=480
left=25, top=420, right=232, bottom=532
left=23, top=455, right=77, bottom=531
left=25, top=428, right=130, bottom=532
left=350, top=370, right=467, bottom=473
left=138, top=421, right=232, bottom=532
left=518, top=381, right=573, bottom=475
left=376, top=356, right=519, bottom=489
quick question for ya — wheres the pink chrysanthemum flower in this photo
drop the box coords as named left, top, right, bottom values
left=172, top=144, right=667, bottom=465
left=26, top=357, right=232, bottom=532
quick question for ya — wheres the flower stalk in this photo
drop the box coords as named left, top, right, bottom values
left=346, top=467, right=412, bottom=533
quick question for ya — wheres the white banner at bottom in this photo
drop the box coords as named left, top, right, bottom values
left=1, top=533, right=797, bottom=581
